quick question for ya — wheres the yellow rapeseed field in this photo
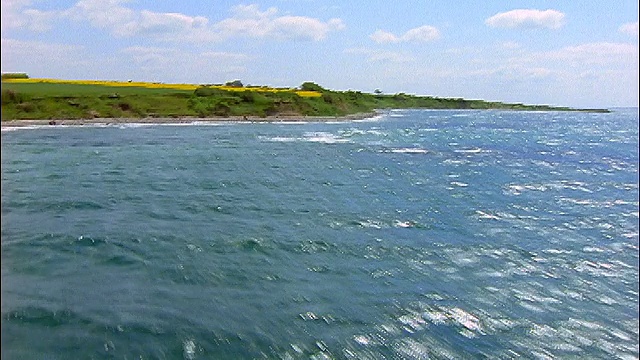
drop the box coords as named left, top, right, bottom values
left=3, top=78, right=322, bottom=97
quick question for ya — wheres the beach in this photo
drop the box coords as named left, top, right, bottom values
left=0, top=112, right=379, bottom=127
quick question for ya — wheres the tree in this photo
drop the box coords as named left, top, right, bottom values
left=300, top=82, right=325, bottom=92
left=225, top=80, right=243, bottom=88
left=1, top=72, right=29, bottom=79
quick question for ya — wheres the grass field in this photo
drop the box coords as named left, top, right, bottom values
left=1, top=79, right=333, bottom=120
left=2, top=78, right=321, bottom=97
left=1, top=78, right=607, bottom=121
left=2, top=82, right=192, bottom=97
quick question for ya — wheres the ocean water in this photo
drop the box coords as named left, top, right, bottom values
left=1, top=109, right=638, bottom=359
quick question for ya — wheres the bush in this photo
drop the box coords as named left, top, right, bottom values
left=1, top=89, right=29, bottom=104
left=194, top=86, right=228, bottom=97
left=238, top=90, right=255, bottom=103
left=225, top=80, right=243, bottom=88
left=213, top=102, right=231, bottom=116
left=2, top=73, right=29, bottom=79
left=300, top=82, right=325, bottom=92
left=16, top=102, right=36, bottom=112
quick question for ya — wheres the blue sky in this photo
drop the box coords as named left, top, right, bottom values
left=1, top=0, right=638, bottom=108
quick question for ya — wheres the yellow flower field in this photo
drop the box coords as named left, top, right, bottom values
left=2, top=78, right=322, bottom=97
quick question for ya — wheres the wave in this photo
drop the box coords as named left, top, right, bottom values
left=260, top=132, right=349, bottom=144
left=453, top=148, right=483, bottom=154
left=389, top=148, right=429, bottom=154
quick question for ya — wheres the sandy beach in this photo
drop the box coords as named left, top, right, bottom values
left=0, top=112, right=379, bottom=128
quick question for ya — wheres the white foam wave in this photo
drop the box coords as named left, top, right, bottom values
left=454, top=148, right=483, bottom=154
left=303, top=132, right=349, bottom=144
left=117, top=123, right=157, bottom=129
left=2, top=126, right=31, bottom=132
left=450, top=181, right=469, bottom=187
left=390, top=148, right=429, bottom=154
left=273, top=121, right=310, bottom=125
left=353, top=114, right=385, bottom=122
left=476, top=211, right=500, bottom=220
left=262, top=136, right=299, bottom=142
left=394, top=220, right=414, bottom=228
left=2, top=124, right=110, bottom=131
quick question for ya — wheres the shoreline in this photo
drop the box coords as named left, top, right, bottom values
left=0, top=112, right=379, bottom=128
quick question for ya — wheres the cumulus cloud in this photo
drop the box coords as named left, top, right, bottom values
left=485, top=9, right=565, bottom=30
left=1, top=0, right=30, bottom=30
left=370, top=30, right=398, bottom=44
left=370, top=25, right=440, bottom=44
left=1, top=0, right=59, bottom=32
left=4, top=1, right=344, bottom=42
left=66, top=0, right=134, bottom=29
left=619, top=21, right=639, bottom=36
left=138, top=11, right=208, bottom=33
left=214, top=4, right=344, bottom=41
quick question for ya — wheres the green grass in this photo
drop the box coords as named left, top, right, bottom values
left=2, top=82, right=192, bottom=97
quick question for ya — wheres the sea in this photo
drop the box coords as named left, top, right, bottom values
left=1, top=109, right=638, bottom=359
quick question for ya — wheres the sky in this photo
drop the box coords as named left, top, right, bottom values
left=1, top=1, right=638, bottom=108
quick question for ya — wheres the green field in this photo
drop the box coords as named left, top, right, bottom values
left=1, top=81, right=608, bottom=121
left=2, top=82, right=193, bottom=96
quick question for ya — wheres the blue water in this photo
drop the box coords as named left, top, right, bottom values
left=2, top=109, right=638, bottom=359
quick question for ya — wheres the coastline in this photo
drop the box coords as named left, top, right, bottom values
left=0, top=112, right=379, bottom=128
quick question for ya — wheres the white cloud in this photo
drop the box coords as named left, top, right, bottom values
left=370, top=25, right=440, bottom=44
left=4, top=1, right=344, bottom=42
left=119, top=46, right=249, bottom=81
left=427, top=64, right=553, bottom=81
left=1, top=0, right=30, bottom=30
left=1, top=38, right=91, bottom=76
left=619, top=21, right=639, bottom=37
left=123, top=2, right=342, bottom=41
left=1, top=0, right=59, bottom=32
left=200, top=51, right=250, bottom=62
left=66, top=0, right=134, bottom=30
left=130, top=10, right=208, bottom=36
left=121, top=46, right=248, bottom=64
left=370, top=30, right=399, bottom=44
left=485, top=9, right=565, bottom=30
left=402, top=26, right=441, bottom=42
left=1, top=38, right=84, bottom=58
left=0, top=39, right=249, bottom=82
left=540, top=42, right=638, bottom=65
left=215, top=4, right=344, bottom=41
left=344, top=47, right=415, bottom=63
left=501, top=41, right=521, bottom=49
left=64, top=1, right=218, bottom=41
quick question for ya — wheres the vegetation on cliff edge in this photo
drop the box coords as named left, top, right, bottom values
left=1, top=79, right=609, bottom=121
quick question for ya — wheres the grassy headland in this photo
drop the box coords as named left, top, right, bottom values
left=1, top=78, right=609, bottom=122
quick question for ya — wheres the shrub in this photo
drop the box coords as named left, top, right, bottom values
left=225, top=80, right=243, bottom=88
left=16, top=102, right=36, bottom=112
left=1, top=72, right=29, bottom=79
left=235, top=90, right=254, bottom=103
left=1, top=89, right=29, bottom=104
left=300, top=82, right=325, bottom=92
left=194, top=86, right=227, bottom=97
